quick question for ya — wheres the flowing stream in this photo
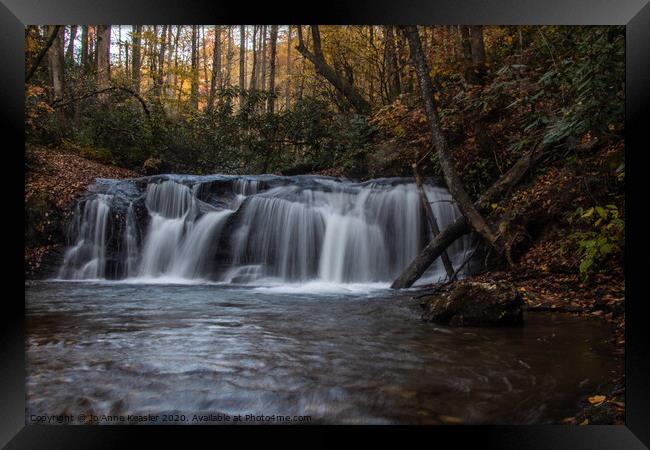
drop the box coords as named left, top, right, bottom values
left=26, top=281, right=617, bottom=424
left=25, top=175, right=619, bottom=424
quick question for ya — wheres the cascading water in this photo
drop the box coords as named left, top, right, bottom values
left=57, top=175, right=477, bottom=285
left=58, top=194, right=112, bottom=279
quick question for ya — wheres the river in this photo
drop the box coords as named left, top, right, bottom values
left=25, top=280, right=617, bottom=424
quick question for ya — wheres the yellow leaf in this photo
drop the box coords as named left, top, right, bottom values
left=588, top=395, right=606, bottom=406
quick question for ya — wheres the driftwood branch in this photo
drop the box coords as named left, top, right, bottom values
left=25, top=25, right=61, bottom=83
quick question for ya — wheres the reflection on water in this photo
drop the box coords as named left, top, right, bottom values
left=25, top=281, right=618, bottom=424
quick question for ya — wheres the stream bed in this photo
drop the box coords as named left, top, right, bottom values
left=25, top=280, right=618, bottom=424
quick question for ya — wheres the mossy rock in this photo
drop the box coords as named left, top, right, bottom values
left=419, top=281, right=524, bottom=326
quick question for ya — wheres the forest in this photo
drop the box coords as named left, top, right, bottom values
left=24, top=24, right=625, bottom=424
left=26, top=24, right=625, bottom=281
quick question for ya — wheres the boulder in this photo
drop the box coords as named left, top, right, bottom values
left=419, top=281, right=524, bottom=326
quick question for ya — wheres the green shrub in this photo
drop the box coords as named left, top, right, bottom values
left=568, top=204, right=624, bottom=281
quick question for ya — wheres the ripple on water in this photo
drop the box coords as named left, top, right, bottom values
left=25, top=281, right=620, bottom=424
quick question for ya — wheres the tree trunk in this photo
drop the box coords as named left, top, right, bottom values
left=391, top=143, right=545, bottom=289
left=267, top=25, right=278, bottom=113
left=154, top=25, right=167, bottom=99
left=25, top=25, right=59, bottom=83
left=469, top=25, right=487, bottom=83
left=412, top=162, right=455, bottom=278
left=66, top=25, right=77, bottom=66
left=149, top=26, right=158, bottom=88
left=402, top=26, right=501, bottom=253
left=80, top=26, right=89, bottom=69
left=47, top=25, right=65, bottom=101
left=296, top=25, right=371, bottom=114
left=285, top=25, right=292, bottom=110
left=383, top=25, right=401, bottom=102
left=164, top=25, right=174, bottom=98
left=88, top=26, right=95, bottom=68
left=96, top=25, right=111, bottom=103
left=249, top=26, right=258, bottom=91
left=239, top=25, right=246, bottom=106
left=190, top=25, right=199, bottom=109
left=202, top=26, right=209, bottom=90
left=131, top=25, right=142, bottom=94
left=460, top=26, right=499, bottom=164
left=260, top=25, right=267, bottom=91
left=226, top=26, right=233, bottom=86
left=208, top=25, right=222, bottom=111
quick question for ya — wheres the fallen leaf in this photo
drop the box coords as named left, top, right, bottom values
left=588, top=395, right=606, bottom=406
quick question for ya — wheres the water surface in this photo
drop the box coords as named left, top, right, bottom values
left=25, top=281, right=618, bottom=424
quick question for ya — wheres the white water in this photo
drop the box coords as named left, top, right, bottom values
left=58, top=194, right=112, bottom=279
left=58, top=175, right=476, bottom=285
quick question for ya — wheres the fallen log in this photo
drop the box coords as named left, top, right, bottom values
left=402, top=25, right=503, bottom=255
left=412, top=162, right=455, bottom=279
left=391, top=143, right=545, bottom=289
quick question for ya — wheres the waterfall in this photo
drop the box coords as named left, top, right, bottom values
left=58, top=194, right=112, bottom=279
left=123, top=202, right=139, bottom=278
left=58, top=175, right=476, bottom=284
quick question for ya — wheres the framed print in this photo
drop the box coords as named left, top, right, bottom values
left=2, top=0, right=649, bottom=447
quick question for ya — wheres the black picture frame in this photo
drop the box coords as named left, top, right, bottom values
left=3, top=0, right=649, bottom=447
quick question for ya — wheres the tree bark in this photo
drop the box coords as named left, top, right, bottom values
left=80, top=26, right=89, bottom=69
left=154, top=25, right=167, bottom=99
left=260, top=25, right=267, bottom=91
left=96, top=25, right=111, bottom=103
left=412, top=162, right=455, bottom=278
left=295, top=25, right=371, bottom=114
left=190, top=25, right=199, bottom=109
left=267, top=25, right=278, bottom=113
left=249, top=26, right=258, bottom=91
left=469, top=25, right=487, bottom=83
left=131, top=25, right=142, bottom=94
left=207, top=25, right=222, bottom=111
left=402, top=26, right=501, bottom=252
left=164, top=25, right=174, bottom=98
left=25, top=25, right=60, bottom=83
left=66, top=25, right=77, bottom=66
left=225, top=26, right=233, bottom=87
left=383, top=25, right=400, bottom=102
left=239, top=25, right=246, bottom=106
left=460, top=26, right=499, bottom=165
left=391, top=143, right=545, bottom=289
left=202, top=26, right=209, bottom=90
left=47, top=25, right=65, bottom=101
left=285, top=25, right=292, bottom=110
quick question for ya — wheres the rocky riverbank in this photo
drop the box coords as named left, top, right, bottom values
left=25, top=144, right=139, bottom=277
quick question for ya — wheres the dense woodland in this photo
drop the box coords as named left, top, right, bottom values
left=25, top=24, right=624, bottom=286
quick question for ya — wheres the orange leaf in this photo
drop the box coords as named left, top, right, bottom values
left=588, top=395, right=606, bottom=406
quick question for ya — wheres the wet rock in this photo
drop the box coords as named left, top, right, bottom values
left=419, top=281, right=524, bottom=326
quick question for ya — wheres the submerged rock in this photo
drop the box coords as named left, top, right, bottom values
left=419, top=281, right=524, bottom=326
